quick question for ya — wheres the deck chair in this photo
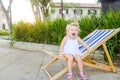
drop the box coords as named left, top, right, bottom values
left=42, top=28, right=120, bottom=80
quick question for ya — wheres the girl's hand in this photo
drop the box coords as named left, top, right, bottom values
left=87, top=48, right=92, bottom=53
left=59, top=53, right=64, bottom=56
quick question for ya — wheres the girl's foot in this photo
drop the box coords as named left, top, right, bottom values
left=66, top=73, right=73, bottom=80
left=79, top=73, right=88, bottom=80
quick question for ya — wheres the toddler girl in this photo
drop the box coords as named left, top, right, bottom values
left=59, top=22, right=91, bottom=80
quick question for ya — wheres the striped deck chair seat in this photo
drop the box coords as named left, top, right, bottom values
left=42, top=28, right=120, bottom=80
left=79, top=29, right=117, bottom=56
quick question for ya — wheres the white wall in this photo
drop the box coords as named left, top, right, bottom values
left=0, top=5, right=9, bottom=30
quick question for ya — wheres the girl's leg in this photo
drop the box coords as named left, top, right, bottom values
left=74, top=55, right=83, bottom=73
left=64, top=54, right=73, bottom=80
left=64, top=54, right=74, bottom=73
left=74, top=55, right=88, bottom=79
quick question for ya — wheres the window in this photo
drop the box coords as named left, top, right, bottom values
left=59, top=9, right=62, bottom=14
left=74, top=9, right=77, bottom=15
left=59, top=9, right=69, bottom=14
left=66, top=9, right=68, bottom=14
left=79, top=9, right=83, bottom=15
left=74, top=9, right=83, bottom=15
left=88, top=9, right=97, bottom=15
left=2, top=24, right=5, bottom=30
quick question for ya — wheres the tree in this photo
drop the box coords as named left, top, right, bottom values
left=0, top=0, right=13, bottom=36
left=30, top=0, right=51, bottom=21
left=61, top=0, right=63, bottom=18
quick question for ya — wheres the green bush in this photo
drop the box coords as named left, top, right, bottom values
left=101, top=10, right=120, bottom=62
left=0, top=30, right=10, bottom=36
left=13, top=19, right=70, bottom=45
left=13, top=12, right=120, bottom=45
left=47, top=18, right=70, bottom=45
left=32, top=20, right=47, bottom=43
left=13, top=21, right=33, bottom=42
left=78, top=16, right=98, bottom=38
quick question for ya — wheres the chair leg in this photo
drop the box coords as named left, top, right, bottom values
left=50, top=62, right=76, bottom=80
left=50, top=67, right=68, bottom=80
left=42, top=58, right=58, bottom=69
left=42, top=59, right=76, bottom=80
left=42, top=58, right=58, bottom=79
left=102, top=43, right=116, bottom=72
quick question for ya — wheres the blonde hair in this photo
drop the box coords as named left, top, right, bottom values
left=66, top=22, right=80, bottom=31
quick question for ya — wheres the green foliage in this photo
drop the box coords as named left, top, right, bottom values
left=0, top=30, right=10, bottom=36
left=100, top=9, right=120, bottom=29
left=47, top=18, right=70, bottom=45
left=78, top=16, right=98, bottom=38
left=13, top=19, right=70, bottom=45
left=101, top=10, right=120, bottom=63
left=32, top=20, right=47, bottom=43
left=40, top=18, right=71, bottom=45
left=13, top=21, right=33, bottom=42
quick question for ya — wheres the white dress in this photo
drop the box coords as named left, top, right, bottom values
left=63, top=37, right=82, bottom=56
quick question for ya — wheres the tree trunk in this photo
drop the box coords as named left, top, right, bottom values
left=0, top=0, right=13, bottom=35
left=41, top=6, right=46, bottom=20
left=0, top=0, right=10, bottom=29
left=61, top=0, right=64, bottom=18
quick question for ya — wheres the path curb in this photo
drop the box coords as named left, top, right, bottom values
left=0, top=39, right=59, bottom=53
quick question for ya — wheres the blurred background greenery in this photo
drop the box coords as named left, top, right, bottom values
left=0, top=10, right=120, bottom=62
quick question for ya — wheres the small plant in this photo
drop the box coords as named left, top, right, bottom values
left=9, top=37, right=16, bottom=47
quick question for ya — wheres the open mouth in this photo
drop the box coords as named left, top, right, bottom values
left=72, top=33, right=76, bottom=36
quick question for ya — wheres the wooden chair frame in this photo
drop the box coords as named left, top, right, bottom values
left=42, top=28, right=120, bottom=80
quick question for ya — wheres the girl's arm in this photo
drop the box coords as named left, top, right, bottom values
left=78, top=37, right=91, bottom=53
left=59, top=36, right=67, bottom=55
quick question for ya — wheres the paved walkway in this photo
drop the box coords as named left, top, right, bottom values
left=0, top=46, right=120, bottom=80
left=0, top=38, right=120, bottom=80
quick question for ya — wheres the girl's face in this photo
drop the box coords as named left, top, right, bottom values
left=67, top=26, right=79, bottom=39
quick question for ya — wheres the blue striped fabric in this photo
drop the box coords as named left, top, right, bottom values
left=79, top=30, right=115, bottom=56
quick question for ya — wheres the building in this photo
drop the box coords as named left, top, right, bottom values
left=50, top=2, right=101, bottom=20
left=0, top=4, right=8, bottom=30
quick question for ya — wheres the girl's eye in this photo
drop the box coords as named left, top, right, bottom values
left=70, top=29, right=73, bottom=31
left=75, top=29, right=78, bottom=31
